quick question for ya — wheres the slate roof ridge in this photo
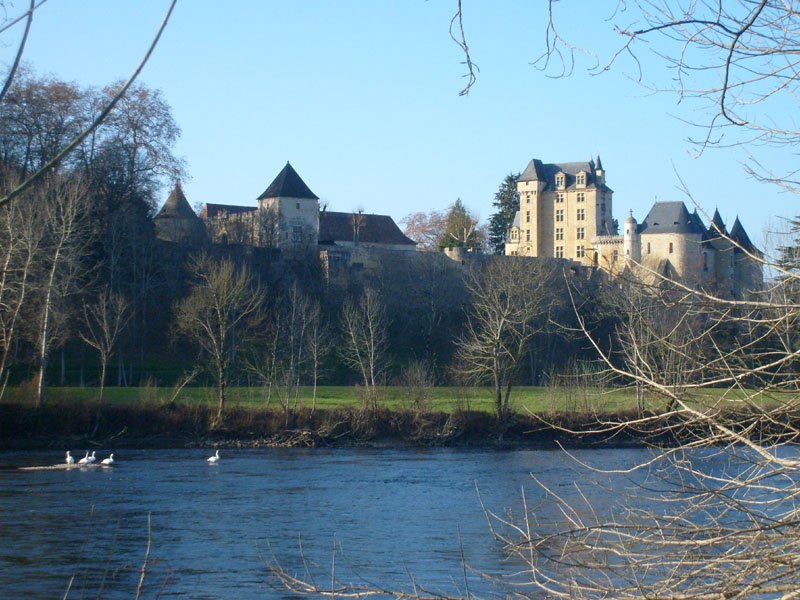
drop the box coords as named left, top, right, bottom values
left=319, top=211, right=416, bottom=246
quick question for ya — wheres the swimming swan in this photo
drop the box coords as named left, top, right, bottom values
left=65, top=451, right=75, bottom=465
left=207, top=450, right=220, bottom=463
left=101, top=453, right=114, bottom=465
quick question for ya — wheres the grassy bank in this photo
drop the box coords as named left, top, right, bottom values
left=0, top=385, right=790, bottom=450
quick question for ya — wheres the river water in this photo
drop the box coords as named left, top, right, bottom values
left=1, top=447, right=662, bottom=599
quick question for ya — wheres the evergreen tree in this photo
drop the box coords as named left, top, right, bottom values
left=438, top=198, right=480, bottom=250
left=487, top=173, right=519, bottom=254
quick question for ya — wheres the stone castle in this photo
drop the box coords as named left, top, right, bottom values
left=154, top=159, right=762, bottom=295
left=504, top=157, right=762, bottom=297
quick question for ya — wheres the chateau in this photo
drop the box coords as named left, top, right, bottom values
left=154, top=162, right=420, bottom=278
left=505, top=157, right=762, bottom=297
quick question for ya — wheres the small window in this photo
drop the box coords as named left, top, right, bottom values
left=577, top=208, right=585, bottom=221
left=555, top=209, right=564, bottom=222
left=576, top=245, right=585, bottom=258
left=292, top=226, right=303, bottom=242
left=555, top=246, right=564, bottom=258
left=526, top=193, right=530, bottom=204
left=703, top=252, right=708, bottom=271
left=577, top=173, right=585, bottom=185
left=669, top=242, right=674, bottom=254
left=556, top=228, right=564, bottom=241
left=647, top=242, right=651, bottom=254
left=577, top=192, right=585, bottom=202
left=526, top=211, right=530, bottom=223
left=576, top=227, right=585, bottom=240
left=526, top=229, right=531, bottom=242
left=556, top=193, right=565, bottom=203
left=556, top=174, right=565, bottom=187
left=296, top=202, right=300, bottom=210
left=612, top=249, right=619, bottom=260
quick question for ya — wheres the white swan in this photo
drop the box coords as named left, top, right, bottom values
left=101, top=453, right=114, bottom=465
left=77, top=451, right=90, bottom=464
left=207, top=449, right=220, bottom=463
left=65, top=451, right=75, bottom=465
left=87, top=450, right=97, bottom=463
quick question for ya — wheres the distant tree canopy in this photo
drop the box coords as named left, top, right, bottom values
left=488, top=173, right=519, bottom=255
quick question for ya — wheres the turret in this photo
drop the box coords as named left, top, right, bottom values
left=623, top=210, right=640, bottom=263
left=594, top=155, right=605, bottom=186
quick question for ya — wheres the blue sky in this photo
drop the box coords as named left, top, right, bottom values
left=2, top=1, right=796, bottom=251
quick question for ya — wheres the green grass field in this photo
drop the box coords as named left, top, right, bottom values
left=6, top=384, right=790, bottom=415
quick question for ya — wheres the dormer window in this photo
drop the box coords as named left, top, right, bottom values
left=555, top=174, right=565, bottom=188
left=577, top=173, right=585, bottom=186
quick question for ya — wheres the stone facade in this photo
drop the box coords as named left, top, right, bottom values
left=505, top=156, right=615, bottom=265
left=505, top=157, right=762, bottom=297
left=154, top=163, right=417, bottom=280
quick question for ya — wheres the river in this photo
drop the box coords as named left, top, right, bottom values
left=1, top=447, right=663, bottom=599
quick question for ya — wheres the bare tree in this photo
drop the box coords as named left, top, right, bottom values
left=32, top=176, right=93, bottom=407
left=0, top=171, right=42, bottom=397
left=306, top=301, right=331, bottom=413
left=456, top=257, right=557, bottom=422
left=340, top=287, right=388, bottom=412
left=79, top=287, right=130, bottom=403
left=175, top=254, right=265, bottom=422
left=0, top=0, right=179, bottom=208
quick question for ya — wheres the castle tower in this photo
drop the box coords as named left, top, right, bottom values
left=257, top=162, right=320, bottom=249
left=505, top=157, right=613, bottom=264
left=154, top=181, right=205, bottom=244
left=623, top=210, right=640, bottom=263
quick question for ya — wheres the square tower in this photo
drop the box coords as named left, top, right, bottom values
left=505, top=157, right=614, bottom=265
left=257, top=162, right=320, bottom=249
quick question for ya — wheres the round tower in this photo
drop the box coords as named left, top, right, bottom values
left=623, top=210, right=640, bottom=263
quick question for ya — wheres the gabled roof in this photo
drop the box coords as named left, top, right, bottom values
left=258, top=162, right=319, bottom=200
left=157, top=182, right=199, bottom=220
left=730, top=217, right=756, bottom=253
left=319, top=211, right=416, bottom=246
left=639, top=201, right=705, bottom=235
left=518, top=158, right=611, bottom=191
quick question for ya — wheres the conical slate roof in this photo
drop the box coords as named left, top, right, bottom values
left=709, top=208, right=727, bottom=237
left=157, top=182, right=198, bottom=219
left=640, top=201, right=704, bottom=235
left=730, top=217, right=756, bottom=252
left=258, top=162, right=319, bottom=200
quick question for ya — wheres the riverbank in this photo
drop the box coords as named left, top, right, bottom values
left=0, top=399, right=771, bottom=450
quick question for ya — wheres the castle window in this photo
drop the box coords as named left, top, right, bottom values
left=526, top=211, right=530, bottom=223
left=296, top=202, right=300, bottom=210
left=730, top=254, right=735, bottom=268
left=526, top=193, right=530, bottom=203
left=577, top=192, right=585, bottom=202
left=576, top=208, right=585, bottom=221
left=647, top=242, right=651, bottom=254
left=556, top=209, right=564, bottom=222
left=577, top=173, right=585, bottom=185
left=292, top=226, right=303, bottom=242
left=576, top=227, right=585, bottom=240
left=526, top=229, right=531, bottom=242
left=556, top=193, right=565, bottom=203
left=555, top=246, right=564, bottom=258
left=669, top=242, right=674, bottom=254
left=556, top=174, right=565, bottom=187
left=613, top=249, right=619, bottom=261
left=703, top=252, right=708, bottom=271
left=556, top=228, right=564, bottom=241
left=576, top=245, right=585, bottom=258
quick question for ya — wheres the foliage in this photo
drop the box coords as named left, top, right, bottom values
left=438, top=198, right=483, bottom=250
left=487, top=172, right=519, bottom=254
